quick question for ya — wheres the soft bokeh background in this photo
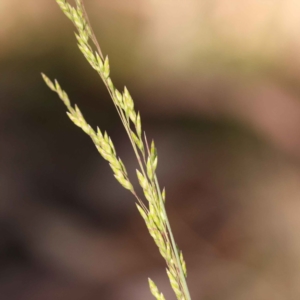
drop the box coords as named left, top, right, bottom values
left=1, top=0, right=300, bottom=299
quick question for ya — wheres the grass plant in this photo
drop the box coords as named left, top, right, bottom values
left=42, top=1, right=192, bottom=299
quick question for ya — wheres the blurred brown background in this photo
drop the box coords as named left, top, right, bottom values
left=1, top=0, right=300, bottom=299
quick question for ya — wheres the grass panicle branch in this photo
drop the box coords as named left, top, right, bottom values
left=42, top=1, right=192, bottom=299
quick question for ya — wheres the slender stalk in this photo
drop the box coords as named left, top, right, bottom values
left=77, top=0, right=104, bottom=60
left=154, top=175, right=191, bottom=300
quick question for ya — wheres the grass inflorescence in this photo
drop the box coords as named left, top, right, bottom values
left=42, top=1, right=192, bottom=299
